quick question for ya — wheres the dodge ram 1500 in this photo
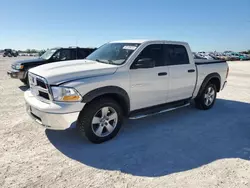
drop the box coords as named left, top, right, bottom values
left=24, top=40, right=229, bottom=143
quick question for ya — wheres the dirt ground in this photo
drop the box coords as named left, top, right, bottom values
left=0, top=57, right=250, bottom=188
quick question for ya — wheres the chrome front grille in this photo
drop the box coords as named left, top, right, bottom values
left=37, top=78, right=47, bottom=89
left=29, top=73, right=51, bottom=102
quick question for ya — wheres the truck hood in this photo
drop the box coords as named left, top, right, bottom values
left=29, top=59, right=118, bottom=85
left=12, top=58, right=45, bottom=65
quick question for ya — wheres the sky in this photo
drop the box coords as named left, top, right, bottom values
left=0, top=0, right=249, bottom=52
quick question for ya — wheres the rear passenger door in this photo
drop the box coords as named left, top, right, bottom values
left=164, top=44, right=196, bottom=102
left=70, top=49, right=77, bottom=60
left=77, top=48, right=95, bottom=59
left=77, top=48, right=88, bottom=59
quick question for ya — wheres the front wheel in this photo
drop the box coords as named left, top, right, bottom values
left=77, top=97, right=124, bottom=143
left=20, top=72, right=29, bottom=86
left=195, top=83, right=217, bottom=110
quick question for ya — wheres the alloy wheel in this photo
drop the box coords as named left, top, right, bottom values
left=204, top=86, right=215, bottom=106
left=91, top=106, right=118, bottom=137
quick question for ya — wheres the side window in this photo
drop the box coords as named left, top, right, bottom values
left=164, top=45, right=190, bottom=65
left=77, top=49, right=87, bottom=59
left=53, top=49, right=72, bottom=61
left=71, top=49, right=77, bottom=59
left=88, top=48, right=96, bottom=55
left=132, top=44, right=164, bottom=68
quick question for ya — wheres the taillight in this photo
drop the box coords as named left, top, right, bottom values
left=226, top=67, right=229, bottom=79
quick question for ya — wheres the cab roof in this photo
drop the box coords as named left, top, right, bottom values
left=110, top=39, right=188, bottom=45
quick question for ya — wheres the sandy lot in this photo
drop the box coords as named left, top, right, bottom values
left=0, top=57, right=250, bottom=188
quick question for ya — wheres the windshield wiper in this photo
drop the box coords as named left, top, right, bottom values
left=95, top=59, right=113, bottom=64
left=95, top=59, right=107, bottom=64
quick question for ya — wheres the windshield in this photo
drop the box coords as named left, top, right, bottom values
left=40, top=49, right=57, bottom=60
left=86, top=43, right=140, bottom=65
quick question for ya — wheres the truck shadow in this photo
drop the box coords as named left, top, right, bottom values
left=18, top=85, right=29, bottom=91
left=46, top=99, right=250, bottom=177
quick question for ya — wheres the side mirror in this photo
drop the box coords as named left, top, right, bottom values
left=52, top=55, right=66, bottom=61
left=51, top=54, right=59, bottom=61
left=131, top=58, right=155, bottom=69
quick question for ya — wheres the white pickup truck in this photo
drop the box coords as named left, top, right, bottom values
left=24, top=40, right=229, bottom=143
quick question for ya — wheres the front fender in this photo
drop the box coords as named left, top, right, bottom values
left=82, top=86, right=130, bottom=112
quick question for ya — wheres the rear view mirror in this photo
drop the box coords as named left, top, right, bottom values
left=131, top=58, right=155, bottom=69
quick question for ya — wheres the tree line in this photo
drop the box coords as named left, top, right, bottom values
left=18, top=49, right=46, bottom=56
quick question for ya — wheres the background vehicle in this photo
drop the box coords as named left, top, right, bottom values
left=224, top=53, right=240, bottom=61
left=7, top=47, right=96, bottom=85
left=196, top=51, right=214, bottom=60
left=3, top=49, right=18, bottom=57
left=239, top=54, right=250, bottom=60
left=193, top=52, right=206, bottom=59
left=209, top=53, right=221, bottom=60
left=24, top=40, right=229, bottom=143
left=231, top=52, right=250, bottom=61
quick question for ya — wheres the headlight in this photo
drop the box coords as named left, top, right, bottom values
left=51, top=87, right=82, bottom=102
left=15, top=64, right=24, bottom=70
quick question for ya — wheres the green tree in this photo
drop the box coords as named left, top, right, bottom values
left=38, top=50, right=46, bottom=56
left=30, top=49, right=37, bottom=53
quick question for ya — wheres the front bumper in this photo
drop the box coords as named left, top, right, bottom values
left=7, top=69, right=25, bottom=79
left=24, top=90, right=85, bottom=130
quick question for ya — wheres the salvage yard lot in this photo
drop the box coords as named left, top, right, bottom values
left=0, top=57, right=250, bottom=188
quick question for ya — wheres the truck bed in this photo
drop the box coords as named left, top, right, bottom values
left=192, top=58, right=228, bottom=98
left=195, top=59, right=226, bottom=65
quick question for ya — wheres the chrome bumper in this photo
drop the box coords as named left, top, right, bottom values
left=24, top=90, right=84, bottom=130
left=7, top=69, right=25, bottom=79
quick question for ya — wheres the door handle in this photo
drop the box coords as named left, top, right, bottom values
left=158, top=72, right=167, bottom=76
left=188, top=69, right=195, bottom=73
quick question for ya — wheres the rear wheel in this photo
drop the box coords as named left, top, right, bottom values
left=195, top=83, right=217, bottom=110
left=77, top=97, right=124, bottom=143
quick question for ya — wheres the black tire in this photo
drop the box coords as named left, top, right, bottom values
left=195, top=83, right=217, bottom=110
left=20, top=78, right=27, bottom=84
left=77, top=97, right=124, bottom=144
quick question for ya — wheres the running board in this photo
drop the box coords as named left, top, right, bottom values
left=129, top=103, right=190, bottom=120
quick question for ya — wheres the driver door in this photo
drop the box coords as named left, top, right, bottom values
left=51, top=49, right=74, bottom=62
left=129, top=44, right=169, bottom=110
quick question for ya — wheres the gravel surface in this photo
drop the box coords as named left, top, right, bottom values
left=0, top=57, right=250, bottom=188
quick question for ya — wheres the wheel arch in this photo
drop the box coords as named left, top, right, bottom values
left=197, top=73, right=221, bottom=97
left=82, top=86, right=130, bottom=116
